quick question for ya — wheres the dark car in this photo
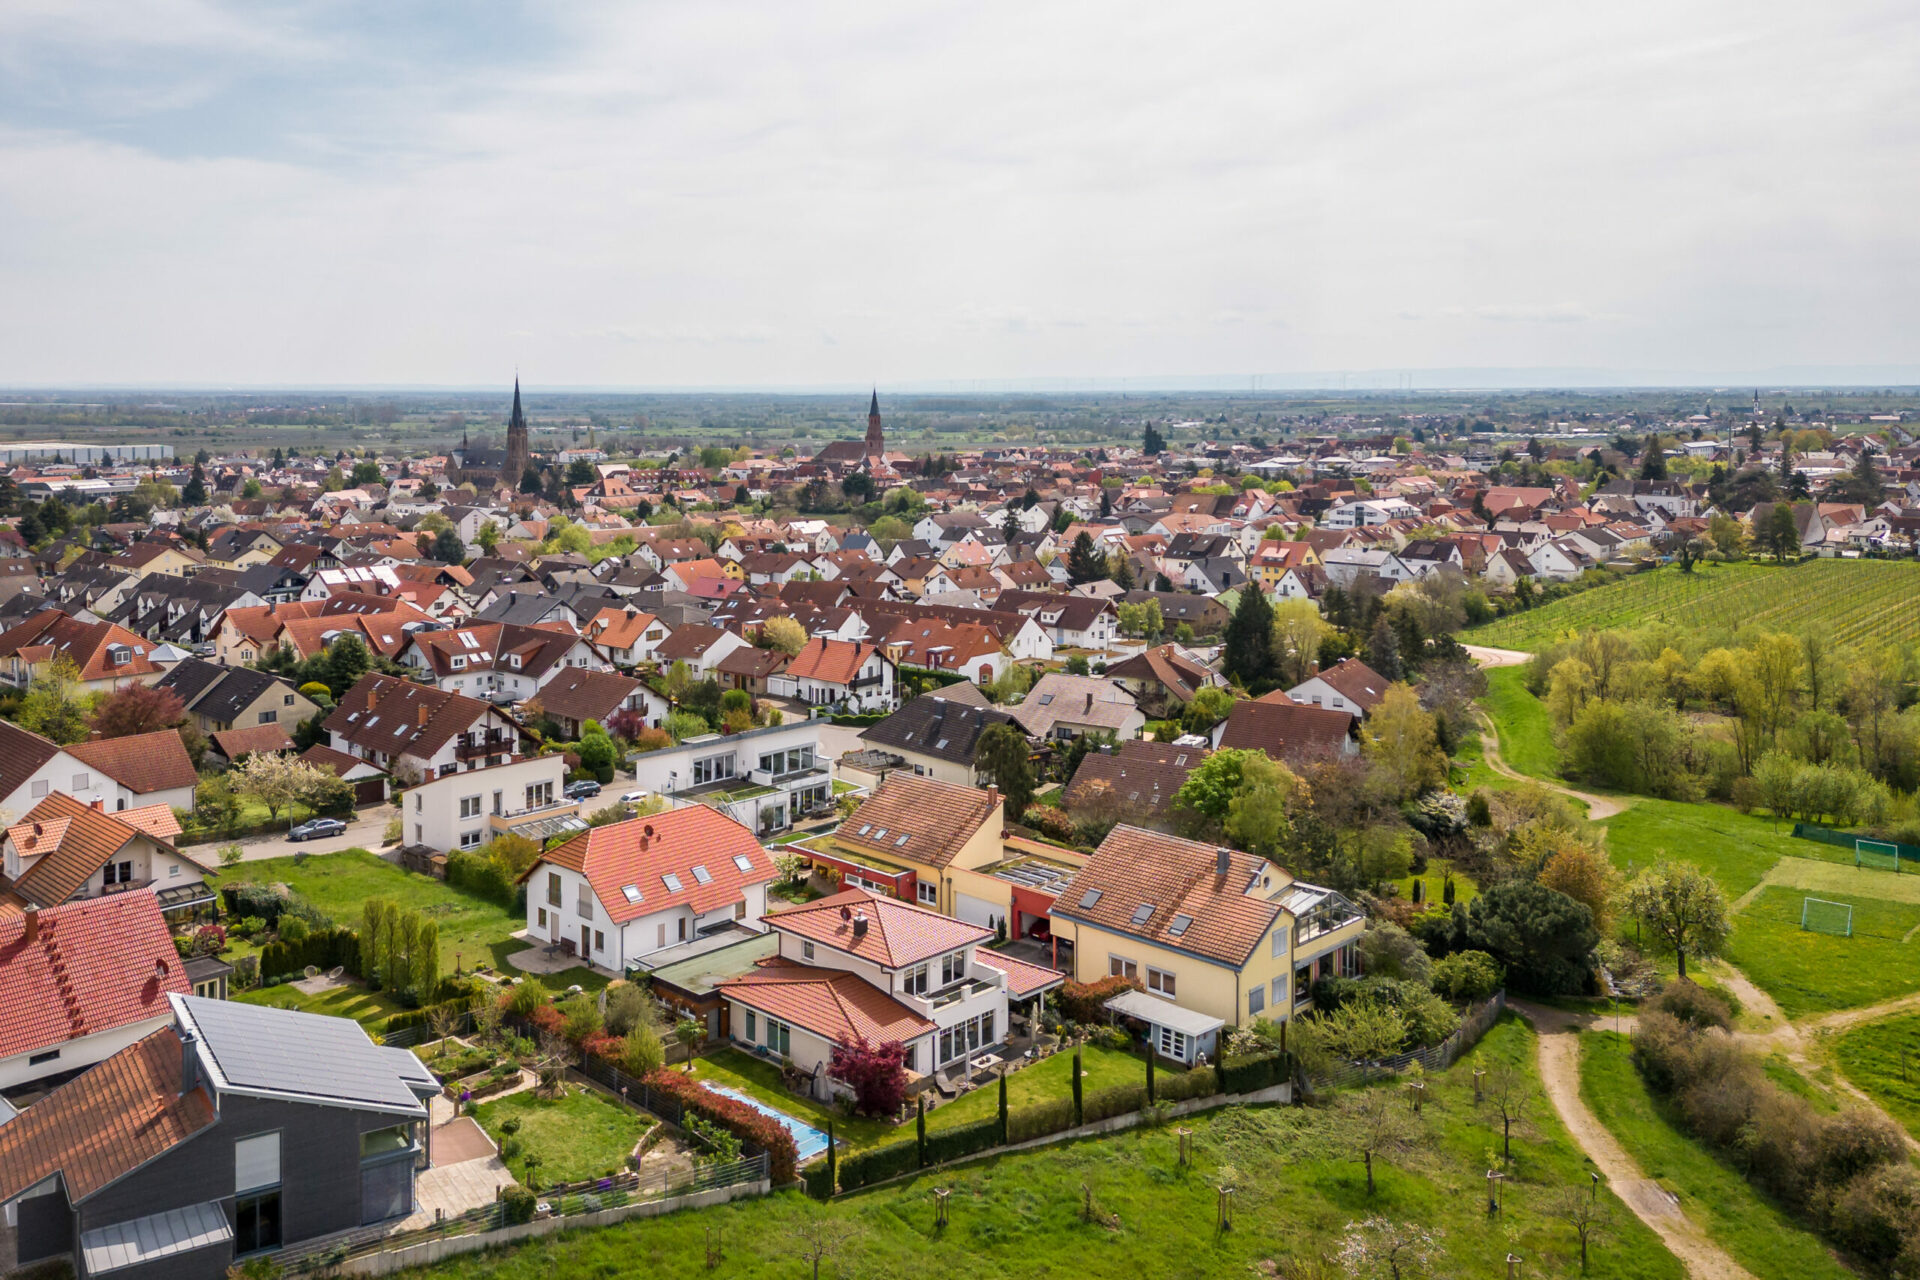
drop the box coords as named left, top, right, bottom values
left=288, top=817, right=348, bottom=842
left=564, top=780, right=602, bottom=799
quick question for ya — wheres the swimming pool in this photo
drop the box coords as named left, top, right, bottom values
left=707, top=1085, right=833, bottom=1161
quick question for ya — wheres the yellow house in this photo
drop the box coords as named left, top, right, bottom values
left=791, top=774, right=1006, bottom=916
left=1049, top=825, right=1364, bottom=1064
left=109, top=541, right=208, bottom=582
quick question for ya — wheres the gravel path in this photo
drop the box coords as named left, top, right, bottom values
left=1474, top=709, right=1631, bottom=820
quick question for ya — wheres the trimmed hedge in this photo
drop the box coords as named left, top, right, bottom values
left=1218, top=1050, right=1291, bottom=1094
left=1082, top=1082, right=1147, bottom=1124
left=1156, top=1065, right=1218, bottom=1102
left=802, top=1161, right=835, bottom=1200
left=835, top=1138, right=918, bottom=1192
left=638, top=1068, right=799, bottom=1184
left=922, top=1117, right=1001, bottom=1167
left=259, top=926, right=360, bottom=981
left=445, top=850, right=517, bottom=908
left=1006, top=1096, right=1077, bottom=1144
left=385, top=995, right=468, bottom=1036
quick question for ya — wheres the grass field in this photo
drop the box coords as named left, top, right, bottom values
left=1481, top=665, right=1561, bottom=778
left=218, top=850, right=604, bottom=992
left=1833, top=1013, right=1920, bottom=1140
left=1578, top=1031, right=1852, bottom=1280
left=473, top=1087, right=652, bottom=1185
left=235, top=979, right=410, bottom=1027
left=689, top=1044, right=1155, bottom=1152
left=1723, top=886, right=1920, bottom=1019
left=1601, top=799, right=1818, bottom=898
left=1469, top=560, right=1920, bottom=653
left=403, top=1017, right=1685, bottom=1280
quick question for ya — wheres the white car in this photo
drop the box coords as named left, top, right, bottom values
left=620, top=789, right=652, bottom=806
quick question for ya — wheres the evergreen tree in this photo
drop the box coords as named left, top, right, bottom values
left=975, top=723, right=1033, bottom=821
left=1636, top=435, right=1667, bottom=481
left=1110, top=554, right=1135, bottom=591
left=520, top=466, right=544, bottom=494
left=1223, top=586, right=1275, bottom=687
left=432, top=527, right=467, bottom=564
left=1066, top=532, right=1106, bottom=585
left=1152, top=572, right=1174, bottom=593
left=17, top=509, right=42, bottom=545
left=1768, top=503, right=1800, bottom=561
left=1787, top=467, right=1811, bottom=501
left=1367, top=615, right=1404, bottom=681
left=1099, top=486, right=1112, bottom=519
left=1143, top=422, right=1167, bottom=455
left=182, top=465, right=207, bottom=505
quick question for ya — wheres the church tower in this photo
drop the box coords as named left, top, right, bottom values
left=864, top=389, right=884, bottom=460
left=504, top=377, right=531, bottom=489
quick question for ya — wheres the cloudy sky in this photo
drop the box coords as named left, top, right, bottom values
left=2, top=1, right=1915, bottom=388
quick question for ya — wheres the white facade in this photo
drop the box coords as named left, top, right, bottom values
left=404, top=754, right=569, bottom=853
left=0, top=1015, right=172, bottom=1092
left=635, top=721, right=836, bottom=837
left=525, top=860, right=769, bottom=973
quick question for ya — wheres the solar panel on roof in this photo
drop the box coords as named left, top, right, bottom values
left=1130, top=903, right=1154, bottom=925
left=1078, top=888, right=1102, bottom=909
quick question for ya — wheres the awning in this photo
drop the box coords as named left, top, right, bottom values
left=154, top=884, right=216, bottom=911
left=1104, top=990, right=1225, bottom=1038
left=81, top=1201, right=232, bottom=1275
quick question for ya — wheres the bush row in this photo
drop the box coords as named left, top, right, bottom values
left=1635, top=999, right=1918, bottom=1275
left=259, top=926, right=360, bottom=981
left=921, top=1116, right=1002, bottom=1166
left=1083, top=1082, right=1147, bottom=1124
left=445, top=850, right=520, bottom=909
left=834, top=1138, right=919, bottom=1192
left=1155, top=1064, right=1219, bottom=1102
left=637, top=1067, right=799, bottom=1184
left=1055, top=975, right=1141, bottom=1024
left=1006, top=1096, right=1078, bottom=1144
left=1218, top=1050, right=1292, bottom=1095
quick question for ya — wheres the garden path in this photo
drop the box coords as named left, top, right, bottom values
left=1474, top=709, right=1631, bottom=820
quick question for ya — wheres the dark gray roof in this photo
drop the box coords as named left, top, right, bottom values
left=859, top=694, right=1020, bottom=765
left=174, top=994, right=426, bottom=1116
left=154, top=657, right=228, bottom=707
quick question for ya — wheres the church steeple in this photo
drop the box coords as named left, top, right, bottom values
left=865, top=389, right=884, bottom=459
left=503, top=376, right=531, bottom=491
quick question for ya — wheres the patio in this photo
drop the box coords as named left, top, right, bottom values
left=506, top=930, right=620, bottom=979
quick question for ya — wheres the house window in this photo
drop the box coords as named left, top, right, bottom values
left=1295, top=963, right=1313, bottom=1002
left=903, top=963, right=929, bottom=995
left=578, top=889, right=593, bottom=921
left=594, top=930, right=604, bottom=952
left=257, top=710, right=278, bottom=724
left=1155, top=1025, right=1188, bottom=1061
left=284, top=694, right=295, bottom=705
left=678, top=917, right=688, bottom=941
left=547, top=873, right=562, bottom=907
left=71, top=773, right=89, bottom=791
left=459, top=796, right=482, bottom=819
left=1146, top=967, right=1176, bottom=998
left=459, top=831, right=482, bottom=849
left=941, top=951, right=966, bottom=986
left=1108, top=956, right=1137, bottom=982
left=764, top=1017, right=792, bottom=1056
left=525, top=781, right=555, bottom=809
left=916, top=881, right=938, bottom=906
left=537, top=908, right=547, bottom=929
left=734, top=901, right=746, bottom=920
left=27, top=1048, right=58, bottom=1066
left=1272, top=977, right=1287, bottom=1008
left=30, top=780, right=47, bottom=798
left=802, top=941, right=815, bottom=961
left=234, top=1132, right=282, bottom=1254
left=744, top=1010, right=756, bottom=1042
left=1272, top=929, right=1285, bottom=958
left=692, top=752, right=735, bottom=785
left=1248, top=986, right=1265, bottom=1016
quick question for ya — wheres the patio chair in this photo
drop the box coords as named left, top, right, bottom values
left=304, top=965, right=320, bottom=979
left=327, top=966, right=345, bottom=981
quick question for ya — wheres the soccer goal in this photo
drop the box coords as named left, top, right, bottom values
left=1801, top=897, right=1855, bottom=937
left=1856, top=839, right=1902, bottom=873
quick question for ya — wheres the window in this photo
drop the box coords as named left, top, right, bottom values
left=1272, top=977, right=1286, bottom=1007
left=284, top=694, right=295, bottom=706
left=578, top=888, right=593, bottom=920
left=1155, top=1025, right=1188, bottom=1061
left=744, top=1010, right=756, bottom=1042
left=903, top=963, right=929, bottom=995
left=916, top=881, right=938, bottom=906
left=678, top=917, right=687, bottom=941
left=662, top=873, right=683, bottom=892
left=734, top=854, right=755, bottom=873
left=657, top=923, right=666, bottom=948
left=71, top=773, right=89, bottom=791
left=691, top=864, right=712, bottom=885
left=415, top=793, right=423, bottom=812
left=1272, top=928, right=1286, bottom=958
left=458, top=831, right=482, bottom=849
left=594, top=930, right=604, bottom=952
left=27, top=1048, right=59, bottom=1066
left=1248, top=986, right=1265, bottom=1016
left=547, top=873, right=562, bottom=907
left=1295, top=964, right=1312, bottom=1002
left=459, top=795, right=482, bottom=819
left=30, top=780, right=47, bottom=798
left=765, top=1017, right=792, bottom=1056
left=235, top=1132, right=281, bottom=1194
left=1108, top=956, right=1137, bottom=981
left=734, top=901, right=746, bottom=920
left=941, top=951, right=966, bottom=986
left=692, top=752, right=735, bottom=785
left=1146, top=967, right=1176, bottom=998
left=537, top=908, right=547, bottom=929
left=235, top=1189, right=282, bottom=1255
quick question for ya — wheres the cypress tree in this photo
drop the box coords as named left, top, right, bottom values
left=825, top=1119, right=836, bottom=1196
left=998, top=1069, right=1009, bottom=1143
left=916, top=1095, right=928, bottom=1167
left=1071, top=1047, right=1084, bottom=1126
left=1146, top=1051, right=1156, bottom=1105
left=362, top=899, right=387, bottom=989
left=1222, top=586, right=1274, bottom=686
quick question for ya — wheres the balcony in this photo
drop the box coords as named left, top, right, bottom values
left=488, top=797, right=586, bottom=841
left=745, top=764, right=827, bottom=788
left=455, top=734, right=514, bottom=761
left=930, top=977, right=1000, bottom=1010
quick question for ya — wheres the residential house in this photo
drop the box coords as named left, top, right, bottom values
left=0, top=892, right=191, bottom=1092
left=653, top=623, right=752, bottom=681
left=1061, top=739, right=1211, bottom=826
left=857, top=695, right=1024, bottom=786
left=1211, top=698, right=1356, bottom=761
left=1010, top=674, right=1146, bottom=743
left=0, top=611, right=164, bottom=694
left=403, top=753, right=576, bottom=854
left=397, top=622, right=610, bottom=704
left=0, top=995, right=440, bottom=1278
left=582, top=605, right=673, bottom=666
left=874, top=617, right=1008, bottom=687
left=769, top=638, right=897, bottom=713
left=67, top=732, right=201, bottom=815
left=1318, top=548, right=1415, bottom=589
left=1050, top=826, right=1364, bottom=1064
left=520, top=806, right=776, bottom=973
left=2, top=792, right=205, bottom=918
left=323, top=672, right=531, bottom=784
left=633, top=720, right=837, bottom=838
left=991, top=591, right=1118, bottom=652
left=1285, top=657, right=1389, bottom=718
left=155, top=659, right=320, bottom=735
left=791, top=775, right=1003, bottom=914
left=530, top=668, right=667, bottom=738
left=1103, top=644, right=1222, bottom=719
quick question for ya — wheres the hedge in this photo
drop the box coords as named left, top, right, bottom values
left=384, top=995, right=469, bottom=1036
left=1006, top=1096, right=1077, bottom=1144
left=1218, top=1050, right=1291, bottom=1094
left=638, top=1068, right=799, bottom=1184
left=259, top=926, right=360, bottom=981
left=1082, top=1082, right=1148, bottom=1124
left=1156, top=1064, right=1218, bottom=1102
left=802, top=1161, right=835, bottom=1200
left=1056, top=974, right=1141, bottom=1024
left=445, top=850, right=517, bottom=908
left=921, top=1117, right=1001, bottom=1167
left=835, top=1138, right=918, bottom=1192
left=222, top=884, right=295, bottom=925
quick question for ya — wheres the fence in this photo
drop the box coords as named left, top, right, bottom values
left=1303, top=989, right=1508, bottom=1090
left=274, top=1151, right=768, bottom=1274
left=1792, top=822, right=1920, bottom=863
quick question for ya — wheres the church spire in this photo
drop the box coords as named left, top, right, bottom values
left=865, top=389, right=883, bottom=459
left=510, top=376, right=525, bottom=431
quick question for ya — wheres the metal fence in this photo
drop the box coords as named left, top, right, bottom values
left=1792, top=822, right=1920, bottom=863
left=1304, top=989, right=1508, bottom=1090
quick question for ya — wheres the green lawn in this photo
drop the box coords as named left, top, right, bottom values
left=1723, top=886, right=1920, bottom=1019
left=1481, top=665, right=1560, bottom=779
left=1601, top=799, right=1815, bottom=899
left=1834, top=1013, right=1920, bottom=1140
left=403, top=1017, right=1684, bottom=1280
left=1578, top=1031, right=1852, bottom=1280
left=473, top=1087, right=652, bottom=1186
left=688, top=1044, right=1158, bottom=1153
left=215, top=849, right=605, bottom=993
left=1393, top=858, right=1479, bottom=911
left=235, top=979, right=410, bottom=1026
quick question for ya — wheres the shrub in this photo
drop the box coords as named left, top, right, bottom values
left=1218, top=1051, right=1291, bottom=1095
left=1056, top=974, right=1141, bottom=1024
left=259, top=926, right=360, bottom=981
left=1020, top=805, right=1078, bottom=842
left=828, top=1036, right=908, bottom=1117
left=558, top=994, right=603, bottom=1045
left=1155, top=1065, right=1218, bottom=1102
left=1824, top=1163, right=1920, bottom=1271
left=603, top=983, right=659, bottom=1037
left=835, top=1139, right=918, bottom=1191
left=640, top=1069, right=798, bottom=1183
left=621, top=1023, right=666, bottom=1077
left=231, top=954, right=259, bottom=990
left=1654, top=978, right=1732, bottom=1031
left=445, top=850, right=517, bottom=908
left=504, top=980, right=548, bottom=1018
left=500, top=1183, right=537, bottom=1225
left=1007, top=1096, right=1077, bottom=1143
left=1082, top=1082, right=1146, bottom=1124
left=1430, top=950, right=1503, bottom=1002
left=802, top=1160, right=835, bottom=1200
left=921, top=1117, right=1001, bottom=1166
left=231, top=915, right=267, bottom=939
left=191, top=924, right=227, bottom=956
left=277, top=916, right=310, bottom=944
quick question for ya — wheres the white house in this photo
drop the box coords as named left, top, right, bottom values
left=403, top=753, right=574, bottom=853
left=768, top=638, right=898, bottom=714
left=1319, top=548, right=1415, bottom=588
left=635, top=719, right=837, bottom=838
left=521, top=806, right=776, bottom=973
left=1323, top=498, right=1420, bottom=529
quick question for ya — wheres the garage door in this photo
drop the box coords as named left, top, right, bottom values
left=954, top=892, right=999, bottom=930
left=352, top=777, right=387, bottom=806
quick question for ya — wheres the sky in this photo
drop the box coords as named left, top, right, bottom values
left=2, top=1, right=1917, bottom=390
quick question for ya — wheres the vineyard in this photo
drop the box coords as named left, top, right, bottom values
left=1468, top=559, right=1920, bottom=652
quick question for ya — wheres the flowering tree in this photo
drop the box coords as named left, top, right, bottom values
left=1336, top=1218, right=1443, bottom=1280
left=828, top=1036, right=909, bottom=1117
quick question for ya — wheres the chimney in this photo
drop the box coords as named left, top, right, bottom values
left=178, top=1022, right=199, bottom=1095
left=1085, top=692, right=1094, bottom=713
left=640, top=823, right=654, bottom=853
left=1216, top=847, right=1231, bottom=876
left=852, top=911, right=869, bottom=939
left=986, top=784, right=999, bottom=812
left=22, top=908, right=38, bottom=944
left=91, top=799, right=105, bottom=812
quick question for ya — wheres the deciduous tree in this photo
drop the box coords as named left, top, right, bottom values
left=89, top=681, right=186, bottom=739
left=1620, top=861, right=1730, bottom=980
left=828, top=1035, right=909, bottom=1116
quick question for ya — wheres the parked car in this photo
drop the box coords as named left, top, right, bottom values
left=565, top=780, right=602, bottom=799
left=288, top=817, right=347, bottom=842
left=620, top=789, right=651, bottom=806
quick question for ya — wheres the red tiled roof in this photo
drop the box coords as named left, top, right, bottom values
left=1215, top=699, right=1354, bottom=759
left=1054, top=825, right=1285, bottom=967
left=70, top=729, right=199, bottom=795
left=766, top=887, right=989, bottom=970
left=782, top=637, right=885, bottom=687
left=836, top=775, right=1001, bottom=871
left=0, top=892, right=190, bottom=1060
left=1311, top=657, right=1389, bottom=710
left=974, top=950, right=1065, bottom=999
left=531, top=807, right=775, bottom=925
left=717, top=958, right=934, bottom=1044
left=0, top=1027, right=215, bottom=1204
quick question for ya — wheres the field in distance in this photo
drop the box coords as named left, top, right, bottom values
left=1468, top=559, right=1920, bottom=652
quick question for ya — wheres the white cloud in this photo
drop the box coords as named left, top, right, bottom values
left=1, top=0, right=1917, bottom=385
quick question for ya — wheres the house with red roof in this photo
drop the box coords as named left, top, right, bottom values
left=2, top=792, right=205, bottom=921
left=1284, top=656, right=1391, bottom=719
left=769, top=637, right=897, bottom=713
left=0, top=610, right=164, bottom=694
left=518, top=807, right=779, bottom=973
left=718, top=886, right=1060, bottom=1098
left=0, top=891, right=189, bottom=1091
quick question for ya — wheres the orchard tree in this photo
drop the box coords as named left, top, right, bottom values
left=1621, top=861, right=1730, bottom=980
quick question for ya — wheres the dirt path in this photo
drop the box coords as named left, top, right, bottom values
left=1465, top=644, right=1535, bottom=668
left=1515, top=1000, right=1757, bottom=1280
left=1474, top=709, right=1632, bottom=820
